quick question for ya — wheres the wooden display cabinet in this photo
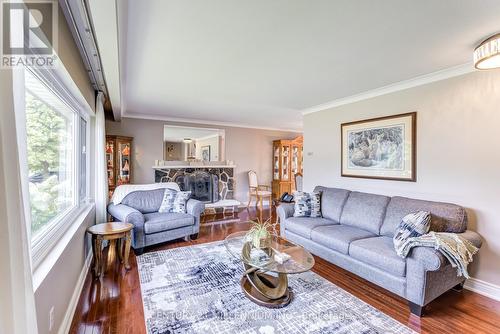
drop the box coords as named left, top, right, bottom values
left=106, top=135, right=133, bottom=196
left=272, top=136, right=303, bottom=200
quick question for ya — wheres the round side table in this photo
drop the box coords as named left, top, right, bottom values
left=87, top=222, right=133, bottom=277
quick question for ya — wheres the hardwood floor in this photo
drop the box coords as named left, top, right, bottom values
left=69, top=207, right=500, bottom=334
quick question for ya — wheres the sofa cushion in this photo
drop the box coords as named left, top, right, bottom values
left=311, top=225, right=375, bottom=254
left=143, top=212, right=194, bottom=234
left=393, top=211, right=431, bottom=256
left=380, top=196, right=468, bottom=237
left=284, top=217, right=337, bottom=239
left=314, top=186, right=350, bottom=222
left=158, top=189, right=191, bottom=213
left=293, top=191, right=322, bottom=218
left=121, top=188, right=165, bottom=213
left=339, top=192, right=390, bottom=234
left=349, top=236, right=406, bottom=277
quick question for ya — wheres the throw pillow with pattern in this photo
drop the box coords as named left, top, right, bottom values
left=158, top=188, right=191, bottom=213
left=293, top=191, right=322, bottom=218
left=393, top=211, right=431, bottom=257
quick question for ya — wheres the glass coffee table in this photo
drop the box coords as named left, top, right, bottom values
left=224, top=231, right=315, bottom=308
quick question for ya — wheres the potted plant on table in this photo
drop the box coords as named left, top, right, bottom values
left=246, top=220, right=272, bottom=249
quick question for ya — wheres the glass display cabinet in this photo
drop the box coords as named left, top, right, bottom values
left=282, top=145, right=290, bottom=181
left=106, top=135, right=133, bottom=196
left=273, top=146, right=280, bottom=180
left=272, top=136, right=303, bottom=200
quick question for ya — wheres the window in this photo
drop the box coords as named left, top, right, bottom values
left=23, top=69, right=90, bottom=260
left=79, top=117, right=87, bottom=202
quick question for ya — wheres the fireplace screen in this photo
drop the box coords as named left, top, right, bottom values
left=176, top=171, right=219, bottom=203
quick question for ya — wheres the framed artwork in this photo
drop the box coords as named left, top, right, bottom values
left=341, top=112, right=416, bottom=181
left=201, top=145, right=211, bottom=162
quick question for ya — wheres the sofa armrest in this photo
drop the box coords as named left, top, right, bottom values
left=277, top=203, right=295, bottom=223
left=187, top=199, right=205, bottom=217
left=408, top=229, right=482, bottom=272
left=186, top=199, right=205, bottom=234
left=457, top=230, right=482, bottom=248
left=409, top=230, right=482, bottom=271
left=107, top=204, right=144, bottom=225
left=107, top=203, right=146, bottom=248
left=406, top=230, right=482, bottom=306
left=408, top=247, right=447, bottom=271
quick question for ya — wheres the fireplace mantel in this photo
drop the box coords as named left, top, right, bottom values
left=152, top=165, right=236, bottom=169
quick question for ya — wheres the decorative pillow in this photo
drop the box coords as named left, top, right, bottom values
left=293, top=191, right=322, bottom=218
left=393, top=211, right=431, bottom=256
left=158, top=189, right=191, bottom=213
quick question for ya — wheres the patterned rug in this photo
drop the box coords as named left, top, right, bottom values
left=137, top=241, right=415, bottom=334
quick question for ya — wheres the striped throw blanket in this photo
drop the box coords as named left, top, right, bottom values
left=396, top=232, right=479, bottom=278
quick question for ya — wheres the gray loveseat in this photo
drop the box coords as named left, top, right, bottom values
left=277, top=186, right=482, bottom=316
left=108, top=186, right=205, bottom=255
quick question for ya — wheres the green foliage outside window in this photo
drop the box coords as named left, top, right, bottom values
left=26, top=93, right=72, bottom=234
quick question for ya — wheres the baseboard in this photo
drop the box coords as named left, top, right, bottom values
left=58, top=253, right=92, bottom=334
left=202, top=218, right=241, bottom=226
left=464, top=277, right=500, bottom=301
left=241, top=203, right=273, bottom=208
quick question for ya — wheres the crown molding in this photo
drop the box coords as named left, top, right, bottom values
left=302, top=63, right=475, bottom=115
left=122, top=111, right=303, bottom=133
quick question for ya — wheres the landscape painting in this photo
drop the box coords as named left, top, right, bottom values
left=348, top=125, right=404, bottom=170
left=341, top=112, right=416, bottom=181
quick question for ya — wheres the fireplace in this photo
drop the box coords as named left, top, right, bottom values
left=155, top=167, right=234, bottom=202
left=175, top=171, right=219, bottom=203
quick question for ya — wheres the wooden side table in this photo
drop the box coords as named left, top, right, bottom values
left=87, top=222, right=134, bottom=277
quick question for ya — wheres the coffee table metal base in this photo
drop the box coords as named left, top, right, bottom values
left=241, top=266, right=293, bottom=308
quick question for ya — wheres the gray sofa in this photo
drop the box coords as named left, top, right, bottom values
left=108, top=188, right=205, bottom=255
left=277, top=186, right=482, bottom=316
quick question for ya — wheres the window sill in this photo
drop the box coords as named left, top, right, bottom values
left=33, top=203, right=95, bottom=291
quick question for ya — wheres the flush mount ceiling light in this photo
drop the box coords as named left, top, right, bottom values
left=474, top=33, right=500, bottom=70
left=183, top=138, right=192, bottom=143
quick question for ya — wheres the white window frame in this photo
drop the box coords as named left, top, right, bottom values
left=16, top=62, right=93, bottom=270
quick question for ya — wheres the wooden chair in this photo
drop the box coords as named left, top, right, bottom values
left=247, top=170, right=272, bottom=210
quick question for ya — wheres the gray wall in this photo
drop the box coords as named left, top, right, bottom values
left=35, top=208, right=95, bottom=333
left=303, top=70, right=500, bottom=286
left=106, top=118, right=300, bottom=203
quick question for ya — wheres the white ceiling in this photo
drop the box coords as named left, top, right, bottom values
left=94, top=0, right=500, bottom=131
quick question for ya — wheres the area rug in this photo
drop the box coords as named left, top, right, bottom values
left=137, top=241, right=415, bottom=334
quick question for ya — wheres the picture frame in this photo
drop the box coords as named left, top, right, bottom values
left=341, top=112, right=416, bottom=182
left=201, top=145, right=211, bottom=162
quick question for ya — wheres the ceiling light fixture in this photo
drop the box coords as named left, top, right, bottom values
left=183, top=138, right=192, bottom=143
left=474, top=33, right=500, bottom=70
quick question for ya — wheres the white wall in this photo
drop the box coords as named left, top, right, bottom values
left=106, top=118, right=300, bottom=203
left=303, top=70, right=500, bottom=286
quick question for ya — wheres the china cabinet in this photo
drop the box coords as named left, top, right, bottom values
left=106, top=135, right=133, bottom=196
left=272, top=136, right=303, bottom=200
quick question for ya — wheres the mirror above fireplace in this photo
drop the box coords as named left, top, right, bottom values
left=163, top=125, right=225, bottom=162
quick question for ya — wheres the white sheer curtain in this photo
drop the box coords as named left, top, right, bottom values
left=95, top=92, right=108, bottom=223
left=0, top=69, right=39, bottom=333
